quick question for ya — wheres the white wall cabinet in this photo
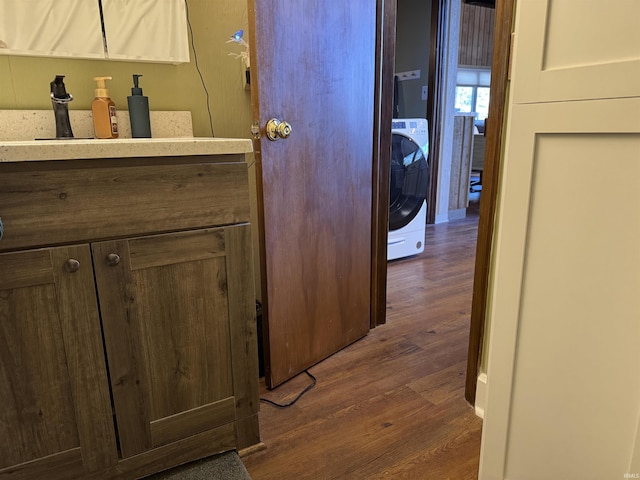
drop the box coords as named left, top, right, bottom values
left=101, top=0, right=189, bottom=63
left=0, top=0, right=189, bottom=63
left=0, top=0, right=105, bottom=59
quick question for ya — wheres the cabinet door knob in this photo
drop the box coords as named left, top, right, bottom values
left=107, top=253, right=120, bottom=266
left=65, top=259, right=80, bottom=273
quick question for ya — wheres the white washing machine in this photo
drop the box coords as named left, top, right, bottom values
left=388, top=118, right=430, bottom=260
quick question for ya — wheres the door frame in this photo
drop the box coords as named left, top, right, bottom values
left=372, top=0, right=514, bottom=405
left=425, top=0, right=445, bottom=225
left=464, top=0, right=514, bottom=404
left=371, top=0, right=397, bottom=328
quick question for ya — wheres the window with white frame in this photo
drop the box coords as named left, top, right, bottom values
left=455, top=68, right=491, bottom=123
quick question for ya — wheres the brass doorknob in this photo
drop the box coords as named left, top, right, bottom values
left=265, top=118, right=292, bottom=141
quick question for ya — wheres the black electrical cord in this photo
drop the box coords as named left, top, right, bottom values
left=184, top=0, right=215, bottom=137
left=260, top=370, right=317, bottom=408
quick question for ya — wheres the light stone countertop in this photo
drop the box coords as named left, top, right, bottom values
left=0, top=137, right=254, bottom=163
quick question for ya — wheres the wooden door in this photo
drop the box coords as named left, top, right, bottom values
left=0, top=247, right=117, bottom=479
left=93, top=226, right=256, bottom=458
left=479, top=1, right=640, bottom=478
left=249, top=0, right=377, bottom=388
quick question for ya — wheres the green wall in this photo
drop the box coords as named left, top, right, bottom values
left=0, top=0, right=252, bottom=139
left=395, top=0, right=432, bottom=119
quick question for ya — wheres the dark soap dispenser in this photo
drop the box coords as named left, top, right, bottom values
left=127, top=74, right=152, bottom=138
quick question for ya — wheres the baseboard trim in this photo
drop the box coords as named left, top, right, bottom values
left=475, top=373, right=488, bottom=419
left=238, top=442, right=266, bottom=458
left=448, top=208, right=467, bottom=221
left=435, top=212, right=449, bottom=224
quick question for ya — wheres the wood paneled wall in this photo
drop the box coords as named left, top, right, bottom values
left=449, top=115, right=475, bottom=212
left=458, top=3, right=495, bottom=67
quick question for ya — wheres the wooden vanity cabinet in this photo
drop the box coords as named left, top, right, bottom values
left=0, top=155, right=260, bottom=479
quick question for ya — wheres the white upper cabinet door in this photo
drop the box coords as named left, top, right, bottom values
left=101, top=0, right=190, bottom=64
left=511, top=0, right=640, bottom=103
left=0, top=0, right=104, bottom=58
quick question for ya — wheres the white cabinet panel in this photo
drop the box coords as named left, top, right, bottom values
left=506, top=130, right=640, bottom=480
left=511, top=0, right=640, bottom=103
left=480, top=97, right=640, bottom=480
left=101, top=0, right=190, bottom=64
left=0, top=0, right=104, bottom=58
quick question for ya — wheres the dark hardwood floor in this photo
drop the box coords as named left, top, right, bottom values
left=242, top=194, right=483, bottom=479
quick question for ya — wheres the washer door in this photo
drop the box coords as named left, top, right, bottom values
left=389, top=133, right=429, bottom=231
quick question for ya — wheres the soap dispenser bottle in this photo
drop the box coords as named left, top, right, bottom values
left=91, top=76, right=119, bottom=139
left=127, top=74, right=151, bottom=138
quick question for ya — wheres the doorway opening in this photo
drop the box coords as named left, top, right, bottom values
left=393, top=0, right=493, bottom=227
left=382, top=0, right=511, bottom=407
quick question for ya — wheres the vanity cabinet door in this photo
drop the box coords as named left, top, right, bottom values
left=93, top=227, right=242, bottom=459
left=0, top=246, right=118, bottom=479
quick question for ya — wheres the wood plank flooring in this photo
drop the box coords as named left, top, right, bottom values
left=242, top=197, right=483, bottom=479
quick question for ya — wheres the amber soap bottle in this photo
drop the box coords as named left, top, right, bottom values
left=92, top=76, right=119, bottom=139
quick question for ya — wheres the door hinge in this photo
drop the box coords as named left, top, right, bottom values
left=251, top=120, right=261, bottom=140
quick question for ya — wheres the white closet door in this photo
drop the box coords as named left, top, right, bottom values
left=480, top=101, right=640, bottom=480
left=479, top=0, right=640, bottom=479
left=101, top=0, right=190, bottom=63
left=0, top=0, right=104, bottom=58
